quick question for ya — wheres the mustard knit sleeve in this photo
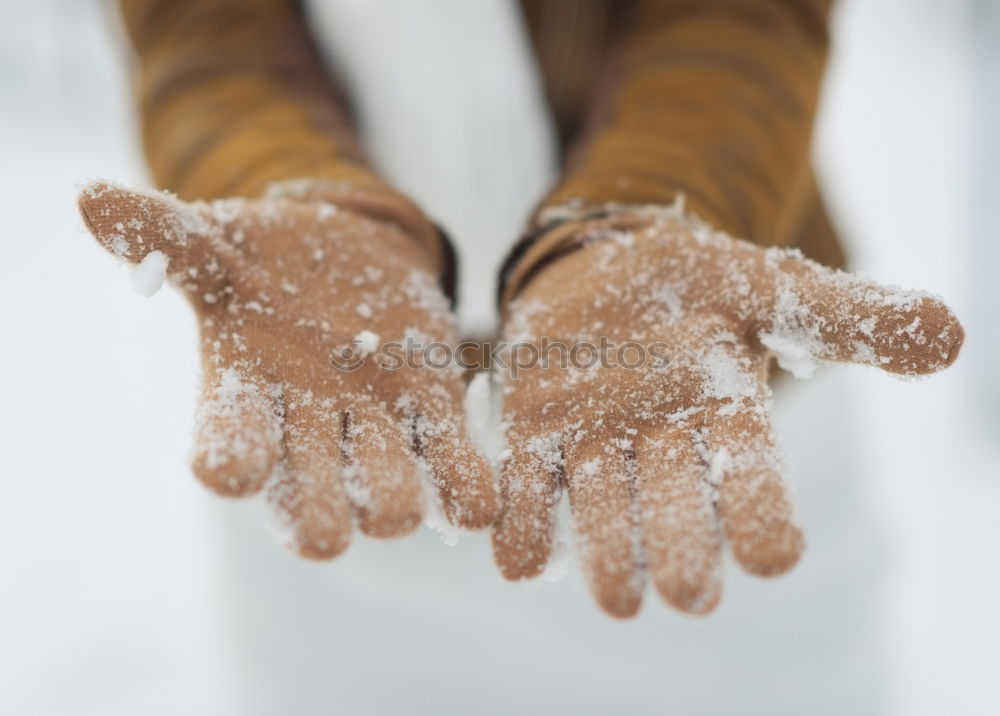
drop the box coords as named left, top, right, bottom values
left=536, top=0, right=835, bottom=249
left=118, top=0, right=382, bottom=201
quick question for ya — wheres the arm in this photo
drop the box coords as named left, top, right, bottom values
left=77, top=0, right=495, bottom=557
left=492, top=0, right=964, bottom=618
left=118, top=0, right=449, bottom=277
left=504, top=0, right=835, bottom=305
left=539, top=0, right=832, bottom=242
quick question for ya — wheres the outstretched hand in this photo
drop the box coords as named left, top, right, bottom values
left=79, top=182, right=496, bottom=559
left=492, top=210, right=964, bottom=617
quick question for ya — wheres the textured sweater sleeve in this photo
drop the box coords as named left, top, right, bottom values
left=116, top=0, right=453, bottom=288
left=118, top=0, right=382, bottom=200
left=535, top=0, right=835, bottom=249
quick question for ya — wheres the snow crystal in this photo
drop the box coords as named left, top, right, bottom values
left=704, top=448, right=729, bottom=488
left=702, top=343, right=757, bottom=403
left=852, top=340, right=877, bottom=364
left=340, top=463, right=373, bottom=510
left=129, top=250, right=168, bottom=297
left=541, top=492, right=576, bottom=582
left=216, top=367, right=256, bottom=403
left=463, top=371, right=494, bottom=453
left=580, top=457, right=602, bottom=478
left=353, top=330, right=380, bottom=355
left=421, top=474, right=463, bottom=547
left=108, top=234, right=129, bottom=257
left=759, top=332, right=817, bottom=379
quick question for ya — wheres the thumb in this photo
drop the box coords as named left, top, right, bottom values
left=763, top=252, right=965, bottom=377
left=77, top=181, right=213, bottom=273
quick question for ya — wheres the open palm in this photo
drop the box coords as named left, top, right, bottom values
left=79, top=182, right=496, bottom=559
left=492, top=211, right=963, bottom=617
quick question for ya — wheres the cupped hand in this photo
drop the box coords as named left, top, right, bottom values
left=79, top=181, right=496, bottom=559
left=492, top=210, right=963, bottom=617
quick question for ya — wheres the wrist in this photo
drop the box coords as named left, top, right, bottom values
left=499, top=201, right=701, bottom=312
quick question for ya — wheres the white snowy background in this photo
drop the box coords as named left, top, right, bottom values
left=1, top=0, right=997, bottom=714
